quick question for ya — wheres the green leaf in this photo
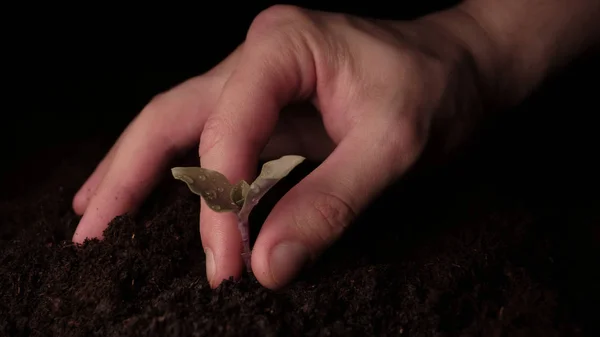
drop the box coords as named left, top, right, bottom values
left=238, top=155, right=306, bottom=219
left=171, top=167, right=240, bottom=212
left=171, top=155, right=306, bottom=215
left=230, top=180, right=251, bottom=207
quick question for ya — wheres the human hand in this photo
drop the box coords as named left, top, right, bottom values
left=72, top=5, right=490, bottom=289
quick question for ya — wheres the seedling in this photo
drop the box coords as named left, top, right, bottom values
left=171, top=155, right=306, bottom=272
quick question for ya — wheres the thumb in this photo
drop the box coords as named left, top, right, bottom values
left=251, top=118, right=421, bottom=289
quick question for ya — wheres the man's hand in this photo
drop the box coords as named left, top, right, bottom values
left=71, top=6, right=492, bottom=289
left=71, top=2, right=598, bottom=289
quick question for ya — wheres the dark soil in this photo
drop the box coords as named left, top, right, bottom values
left=2, top=60, right=600, bottom=336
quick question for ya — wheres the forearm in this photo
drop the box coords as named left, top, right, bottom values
left=428, top=0, right=600, bottom=108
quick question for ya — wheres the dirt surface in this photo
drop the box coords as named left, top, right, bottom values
left=2, top=60, right=599, bottom=336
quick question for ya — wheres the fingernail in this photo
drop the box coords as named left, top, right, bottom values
left=269, top=241, right=310, bottom=287
left=204, top=248, right=216, bottom=285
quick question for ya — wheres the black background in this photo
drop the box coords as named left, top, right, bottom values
left=2, top=0, right=598, bottom=180
left=2, top=1, right=458, bottom=159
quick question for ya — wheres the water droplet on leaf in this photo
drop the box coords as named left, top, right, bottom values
left=212, top=205, right=221, bottom=211
left=217, top=187, right=224, bottom=192
left=204, top=190, right=217, bottom=200
left=198, top=174, right=206, bottom=181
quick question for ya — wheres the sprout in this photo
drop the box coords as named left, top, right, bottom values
left=171, top=155, right=306, bottom=272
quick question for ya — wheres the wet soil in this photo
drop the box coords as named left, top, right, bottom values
left=1, top=57, right=599, bottom=337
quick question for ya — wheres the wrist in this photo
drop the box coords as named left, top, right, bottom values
left=424, top=0, right=600, bottom=111
left=417, top=7, right=530, bottom=112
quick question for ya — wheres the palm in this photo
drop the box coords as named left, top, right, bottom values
left=261, top=103, right=335, bottom=161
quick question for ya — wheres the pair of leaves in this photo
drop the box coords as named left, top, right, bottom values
left=171, top=155, right=306, bottom=215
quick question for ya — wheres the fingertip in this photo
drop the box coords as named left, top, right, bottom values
left=199, top=210, right=245, bottom=288
left=207, top=255, right=244, bottom=289
left=72, top=189, right=90, bottom=215
left=71, top=231, right=86, bottom=244
left=71, top=227, right=94, bottom=245
left=71, top=194, right=116, bottom=244
left=203, top=245, right=244, bottom=289
left=71, top=212, right=104, bottom=244
left=250, top=189, right=317, bottom=289
left=204, top=247, right=218, bottom=287
left=250, top=248, right=274, bottom=288
left=252, top=240, right=311, bottom=290
left=72, top=142, right=122, bottom=215
left=71, top=219, right=86, bottom=244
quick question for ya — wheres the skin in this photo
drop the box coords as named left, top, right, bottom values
left=71, top=0, right=600, bottom=289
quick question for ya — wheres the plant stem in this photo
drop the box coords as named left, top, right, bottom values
left=236, top=213, right=252, bottom=272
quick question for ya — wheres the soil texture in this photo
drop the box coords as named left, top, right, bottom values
left=1, top=59, right=599, bottom=336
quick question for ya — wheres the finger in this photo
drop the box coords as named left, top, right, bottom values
left=72, top=127, right=129, bottom=215
left=72, top=45, right=245, bottom=242
left=72, top=44, right=245, bottom=217
left=72, top=77, right=213, bottom=243
left=251, top=119, right=420, bottom=289
left=198, top=35, right=316, bottom=286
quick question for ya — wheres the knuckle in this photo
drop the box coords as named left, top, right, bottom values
left=138, top=90, right=181, bottom=128
left=293, top=191, right=356, bottom=246
left=387, top=120, right=429, bottom=169
left=136, top=93, right=172, bottom=130
left=129, top=95, right=165, bottom=136
left=242, top=5, right=320, bottom=100
left=401, top=123, right=428, bottom=157
left=393, top=52, right=428, bottom=87
left=198, top=114, right=229, bottom=157
left=248, top=5, right=312, bottom=38
left=246, top=5, right=321, bottom=59
left=140, top=92, right=167, bottom=117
